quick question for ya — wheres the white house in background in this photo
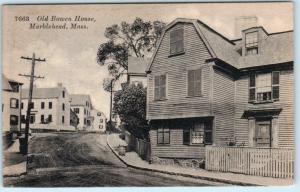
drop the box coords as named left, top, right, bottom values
left=21, top=83, right=75, bottom=132
left=2, top=75, right=23, bottom=146
left=127, top=56, right=149, bottom=86
left=70, top=94, right=92, bottom=131
left=90, top=109, right=106, bottom=132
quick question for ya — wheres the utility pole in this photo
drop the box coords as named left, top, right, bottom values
left=109, top=79, right=114, bottom=132
left=19, top=53, right=45, bottom=155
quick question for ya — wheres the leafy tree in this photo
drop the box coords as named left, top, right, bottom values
left=113, top=83, right=148, bottom=139
left=97, top=17, right=166, bottom=88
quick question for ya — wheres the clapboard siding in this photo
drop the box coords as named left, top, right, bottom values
left=149, top=126, right=205, bottom=159
left=213, top=68, right=235, bottom=146
left=147, top=23, right=213, bottom=120
left=234, top=75, right=250, bottom=146
left=234, top=69, right=294, bottom=148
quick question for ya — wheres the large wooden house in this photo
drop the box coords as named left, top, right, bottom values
left=146, top=18, right=293, bottom=163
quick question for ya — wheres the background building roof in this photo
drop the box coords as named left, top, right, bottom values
left=128, top=57, right=150, bottom=74
left=22, top=87, right=63, bottom=99
left=2, top=74, right=23, bottom=91
left=70, top=94, right=91, bottom=106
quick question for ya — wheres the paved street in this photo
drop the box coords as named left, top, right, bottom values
left=4, top=133, right=228, bottom=187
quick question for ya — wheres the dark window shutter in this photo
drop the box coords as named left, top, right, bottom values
left=170, top=28, right=184, bottom=54
left=204, top=122, right=212, bottom=145
left=183, top=129, right=190, bottom=145
left=272, top=71, right=280, bottom=85
left=16, top=99, right=19, bottom=108
left=249, top=74, right=256, bottom=87
left=154, top=76, right=160, bottom=100
left=188, top=70, right=194, bottom=96
left=272, top=71, right=280, bottom=101
left=176, top=28, right=184, bottom=53
left=249, top=88, right=256, bottom=101
left=272, top=86, right=279, bottom=100
left=160, top=75, right=166, bottom=99
left=249, top=74, right=256, bottom=101
left=194, top=69, right=202, bottom=96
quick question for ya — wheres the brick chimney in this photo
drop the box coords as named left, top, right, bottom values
left=234, top=16, right=258, bottom=39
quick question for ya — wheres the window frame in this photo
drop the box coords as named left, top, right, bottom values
left=183, top=120, right=213, bottom=146
left=48, top=115, right=52, bottom=123
left=41, top=115, right=44, bottom=123
left=10, top=115, right=19, bottom=126
left=157, top=123, right=170, bottom=145
left=41, top=102, right=45, bottom=109
left=187, top=68, right=203, bottom=97
left=245, top=31, right=259, bottom=56
left=10, top=98, right=19, bottom=109
left=154, top=73, right=167, bottom=101
left=49, top=102, right=52, bottom=109
left=30, top=114, right=35, bottom=124
left=169, top=27, right=185, bottom=56
left=248, top=71, right=280, bottom=103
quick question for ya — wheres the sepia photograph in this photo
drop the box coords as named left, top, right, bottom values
left=1, top=1, right=294, bottom=187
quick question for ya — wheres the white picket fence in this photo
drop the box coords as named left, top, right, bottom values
left=205, top=146, right=294, bottom=179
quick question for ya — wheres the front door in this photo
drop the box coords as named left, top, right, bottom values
left=255, top=120, right=271, bottom=147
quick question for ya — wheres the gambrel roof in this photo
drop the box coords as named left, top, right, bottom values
left=146, top=18, right=293, bottom=72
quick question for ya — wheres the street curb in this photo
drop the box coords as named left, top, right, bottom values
left=106, top=134, right=258, bottom=186
left=3, top=172, right=27, bottom=178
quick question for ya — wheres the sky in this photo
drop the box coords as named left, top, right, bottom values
left=2, top=2, right=293, bottom=117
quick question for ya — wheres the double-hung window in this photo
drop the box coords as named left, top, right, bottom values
left=249, top=72, right=280, bottom=102
left=188, top=69, right=202, bottom=96
left=170, top=28, right=184, bottom=55
left=10, top=98, right=19, bottom=108
left=183, top=120, right=212, bottom=145
left=10, top=115, right=18, bottom=126
left=157, top=123, right=170, bottom=144
left=154, top=74, right=166, bottom=100
left=245, top=31, right=258, bottom=55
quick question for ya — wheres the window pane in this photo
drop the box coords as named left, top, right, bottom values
left=10, top=99, right=17, bottom=108
left=157, top=131, right=164, bottom=144
left=246, top=47, right=258, bottom=55
left=245, top=32, right=258, bottom=48
left=272, top=86, right=279, bottom=100
left=10, top=115, right=18, bottom=126
left=164, top=132, right=170, bottom=144
left=272, top=72, right=280, bottom=85
left=257, top=73, right=271, bottom=88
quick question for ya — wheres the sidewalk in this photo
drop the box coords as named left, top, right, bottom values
left=3, top=140, right=27, bottom=177
left=107, top=133, right=294, bottom=186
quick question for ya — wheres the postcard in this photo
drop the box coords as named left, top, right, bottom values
left=2, top=2, right=294, bottom=187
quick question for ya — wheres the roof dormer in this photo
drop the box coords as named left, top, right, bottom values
left=242, top=26, right=268, bottom=57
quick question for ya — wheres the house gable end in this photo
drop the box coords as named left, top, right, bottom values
left=146, top=19, right=215, bottom=73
